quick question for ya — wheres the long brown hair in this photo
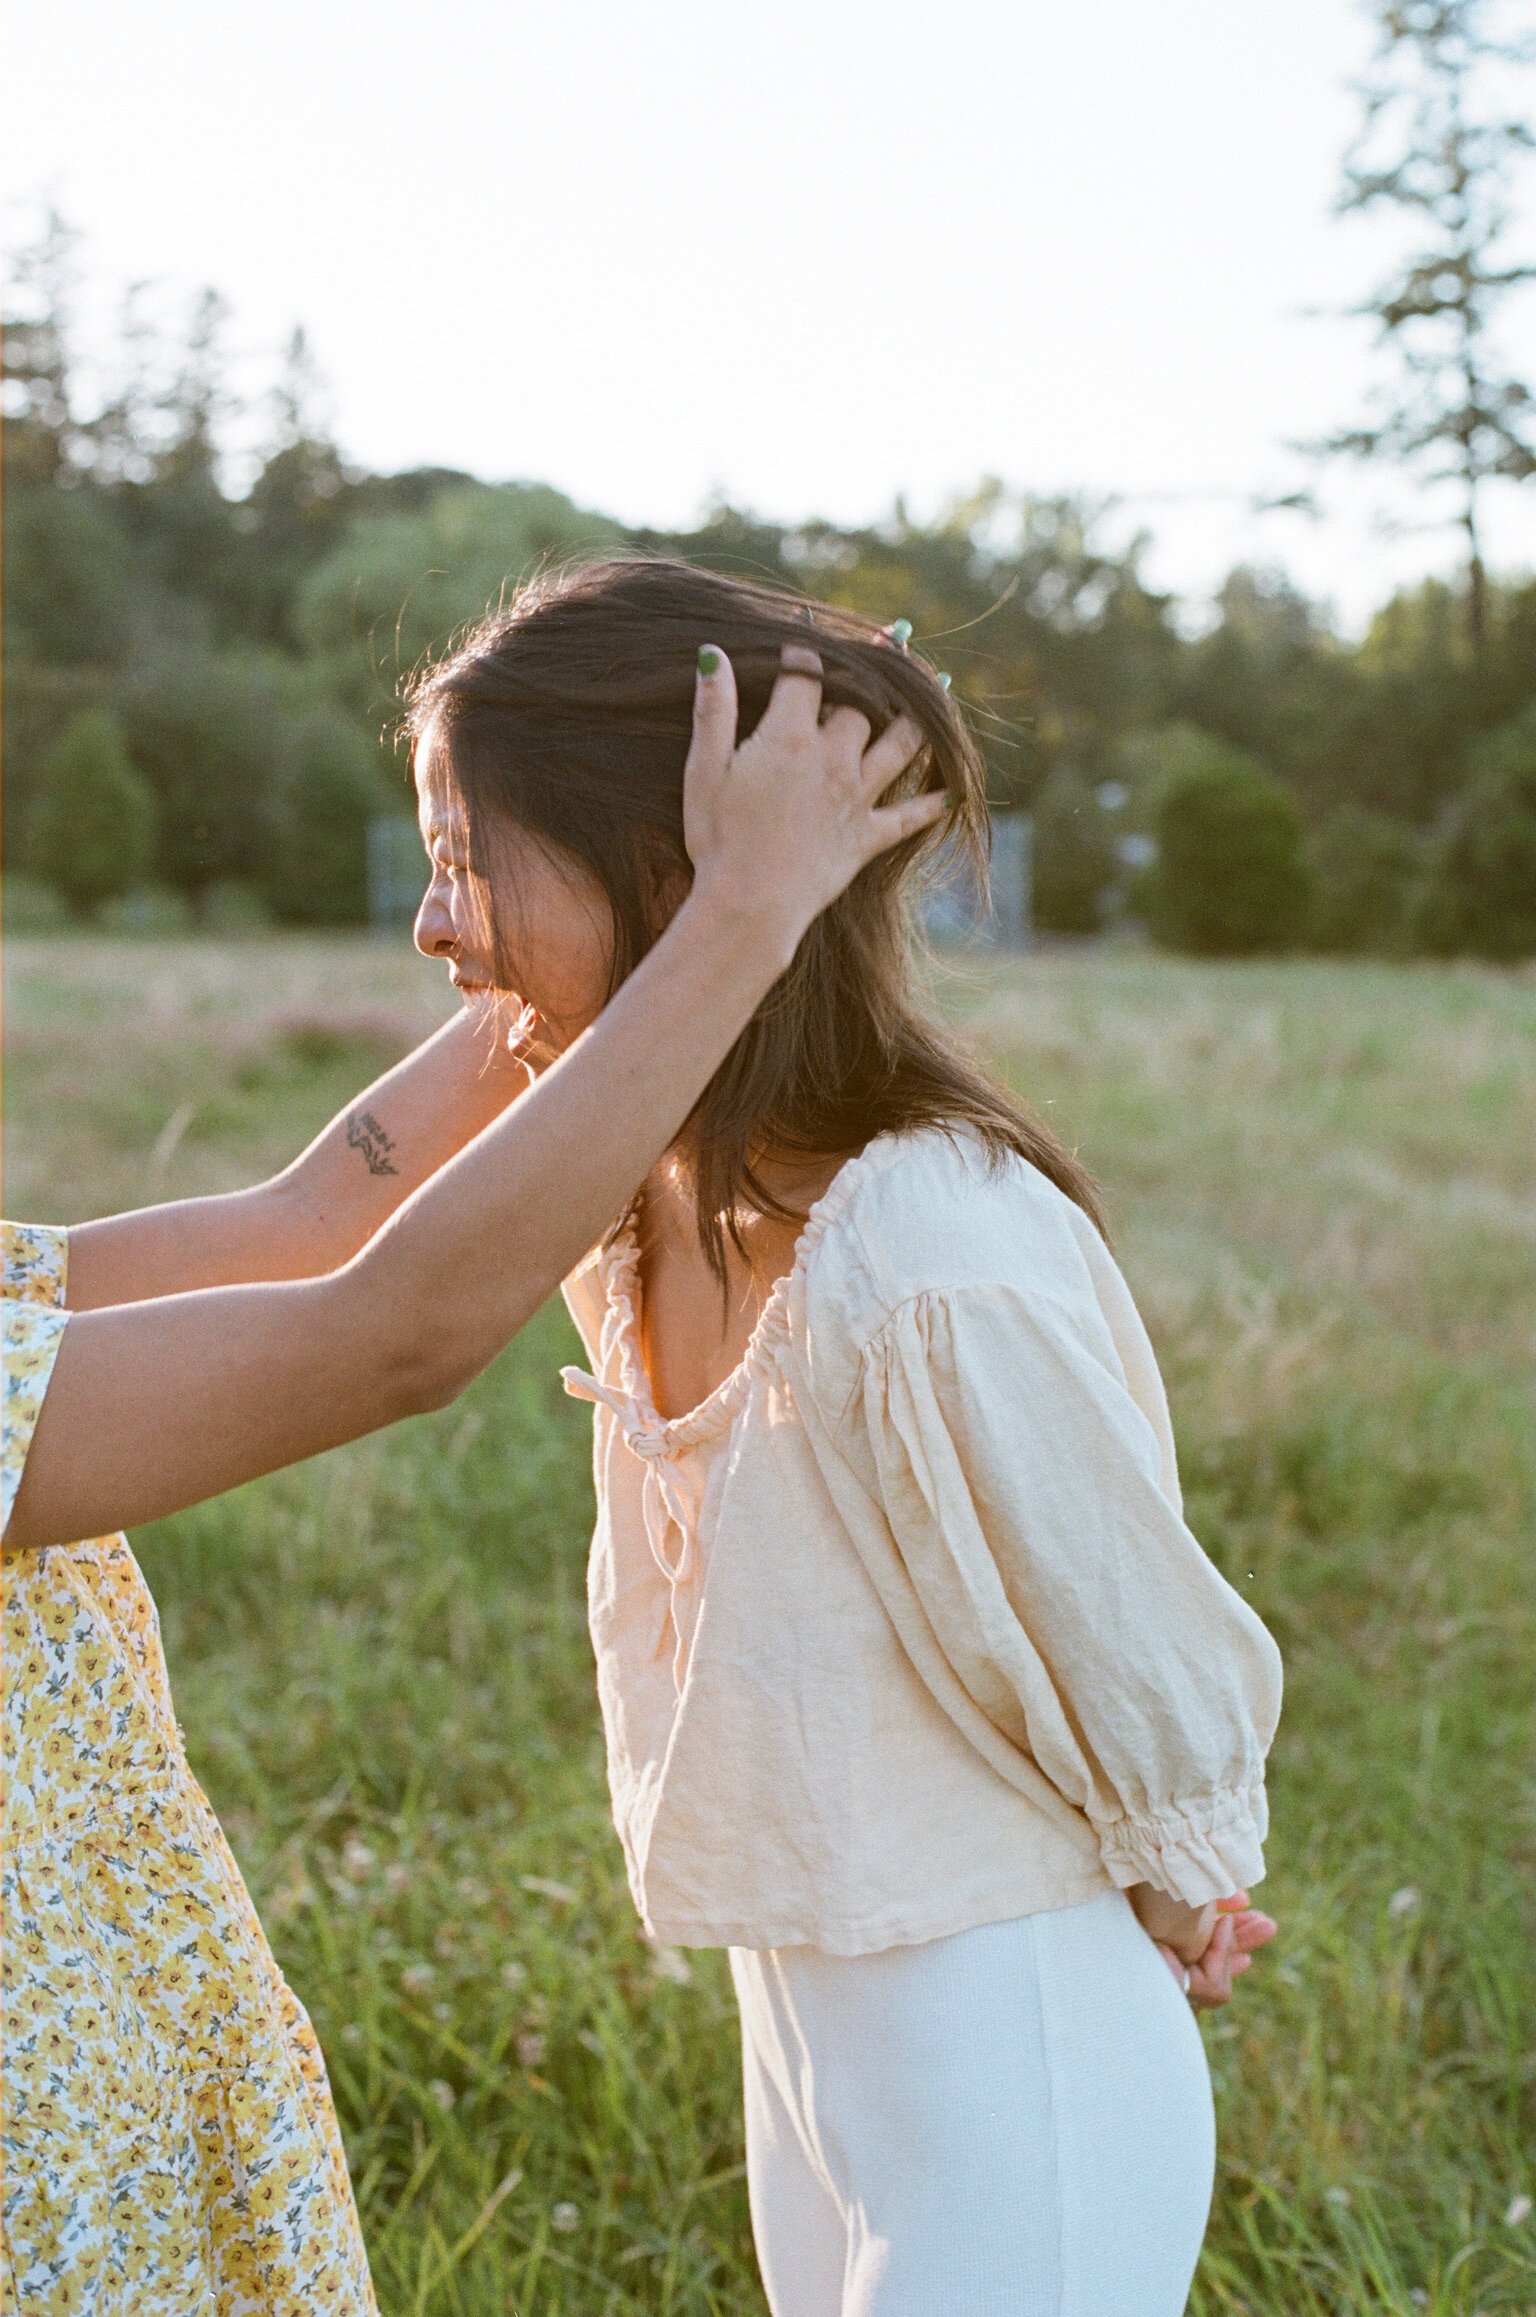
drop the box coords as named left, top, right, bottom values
left=405, top=557, right=1105, bottom=1271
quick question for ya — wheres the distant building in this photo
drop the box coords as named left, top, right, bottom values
left=923, top=810, right=1032, bottom=950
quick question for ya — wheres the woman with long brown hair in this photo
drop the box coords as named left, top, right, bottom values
left=1, top=652, right=937, bottom=2315
left=407, top=558, right=1283, bottom=2317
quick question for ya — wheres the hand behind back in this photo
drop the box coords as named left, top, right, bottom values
left=1156, top=1892, right=1278, bottom=2011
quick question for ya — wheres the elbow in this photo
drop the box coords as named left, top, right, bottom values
left=380, top=1340, right=479, bottom=1422
left=322, top=1269, right=479, bottom=1427
left=380, top=1317, right=503, bottom=1420
left=331, top=1245, right=515, bottom=1425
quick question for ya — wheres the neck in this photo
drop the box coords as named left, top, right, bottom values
left=642, top=1142, right=854, bottom=1281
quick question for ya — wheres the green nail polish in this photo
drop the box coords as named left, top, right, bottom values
left=890, top=618, right=913, bottom=646
left=697, top=646, right=721, bottom=676
left=937, top=671, right=953, bottom=690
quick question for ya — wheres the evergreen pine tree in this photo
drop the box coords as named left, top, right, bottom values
left=1321, top=0, right=1536, bottom=654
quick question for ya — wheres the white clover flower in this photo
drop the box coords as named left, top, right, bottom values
left=520, top=1874, right=577, bottom=1905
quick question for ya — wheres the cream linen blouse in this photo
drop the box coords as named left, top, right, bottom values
left=561, top=1128, right=1283, bottom=1957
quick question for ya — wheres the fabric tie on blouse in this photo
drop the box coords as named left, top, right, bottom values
left=560, top=1366, right=700, bottom=1687
left=558, top=1133, right=1285, bottom=1951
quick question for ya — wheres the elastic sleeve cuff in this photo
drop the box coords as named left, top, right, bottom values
left=1095, top=1776, right=1270, bottom=1905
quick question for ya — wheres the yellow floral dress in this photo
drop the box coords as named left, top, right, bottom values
left=2, top=1223, right=377, bottom=2315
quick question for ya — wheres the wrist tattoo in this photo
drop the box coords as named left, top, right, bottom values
left=346, top=1109, right=400, bottom=1178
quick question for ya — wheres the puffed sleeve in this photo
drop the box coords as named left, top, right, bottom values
left=856, top=1285, right=1282, bottom=1905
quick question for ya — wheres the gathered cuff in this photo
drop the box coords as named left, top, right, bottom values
left=1095, top=1776, right=1270, bottom=1905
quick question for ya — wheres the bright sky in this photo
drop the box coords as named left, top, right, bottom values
left=8, top=0, right=1535, bottom=627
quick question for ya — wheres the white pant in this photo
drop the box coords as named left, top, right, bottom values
left=729, top=1890, right=1215, bottom=2317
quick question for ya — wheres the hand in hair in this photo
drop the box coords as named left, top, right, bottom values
left=685, top=640, right=943, bottom=969
left=5, top=636, right=948, bottom=1552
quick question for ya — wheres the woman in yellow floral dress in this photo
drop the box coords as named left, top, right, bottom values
left=4, top=1223, right=381, bottom=2313
left=1, top=640, right=941, bottom=2312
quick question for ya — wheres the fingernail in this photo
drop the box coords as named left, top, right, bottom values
left=889, top=618, right=913, bottom=646
left=697, top=646, right=721, bottom=677
left=937, top=671, right=952, bottom=691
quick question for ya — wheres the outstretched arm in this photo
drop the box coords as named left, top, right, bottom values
left=7, top=647, right=942, bottom=1550
left=65, top=1004, right=530, bottom=1309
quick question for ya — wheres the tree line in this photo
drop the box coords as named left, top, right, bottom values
left=4, top=207, right=1534, bottom=957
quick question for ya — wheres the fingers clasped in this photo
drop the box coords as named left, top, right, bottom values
left=1159, top=1902, right=1278, bottom=2010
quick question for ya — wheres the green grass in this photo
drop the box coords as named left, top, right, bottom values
left=6, top=936, right=1534, bottom=2315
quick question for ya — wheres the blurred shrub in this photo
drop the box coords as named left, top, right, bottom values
left=267, top=708, right=398, bottom=925
left=1144, top=733, right=1313, bottom=955
left=1112, top=720, right=1218, bottom=805
left=1031, top=768, right=1118, bottom=934
left=29, top=709, right=157, bottom=915
left=118, top=655, right=289, bottom=903
left=96, top=886, right=198, bottom=936
left=3, top=874, right=70, bottom=932
left=200, top=881, right=276, bottom=935
left=1306, top=804, right=1425, bottom=955
left=1, top=662, right=115, bottom=866
left=1415, top=705, right=1536, bottom=960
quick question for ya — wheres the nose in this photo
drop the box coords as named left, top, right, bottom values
left=413, top=881, right=457, bottom=962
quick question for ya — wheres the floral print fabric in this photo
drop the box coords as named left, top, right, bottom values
left=2, top=1222, right=377, bottom=2315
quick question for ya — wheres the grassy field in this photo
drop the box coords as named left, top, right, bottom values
left=6, top=935, right=1534, bottom=2316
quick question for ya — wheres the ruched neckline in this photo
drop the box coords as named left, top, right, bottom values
left=564, top=1135, right=892, bottom=1458
left=555, top=1124, right=1281, bottom=1943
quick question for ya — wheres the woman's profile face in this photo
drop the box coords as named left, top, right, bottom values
left=412, top=732, right=614, bottom=1070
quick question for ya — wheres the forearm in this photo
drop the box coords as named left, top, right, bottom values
left=65, top=1007, right=525, bottom=1308
left=347, top=879, right=798, bottom=1393
left=7, top=883, right=795, bottom=1549
left=10, top=634, right=945, bottom=1550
